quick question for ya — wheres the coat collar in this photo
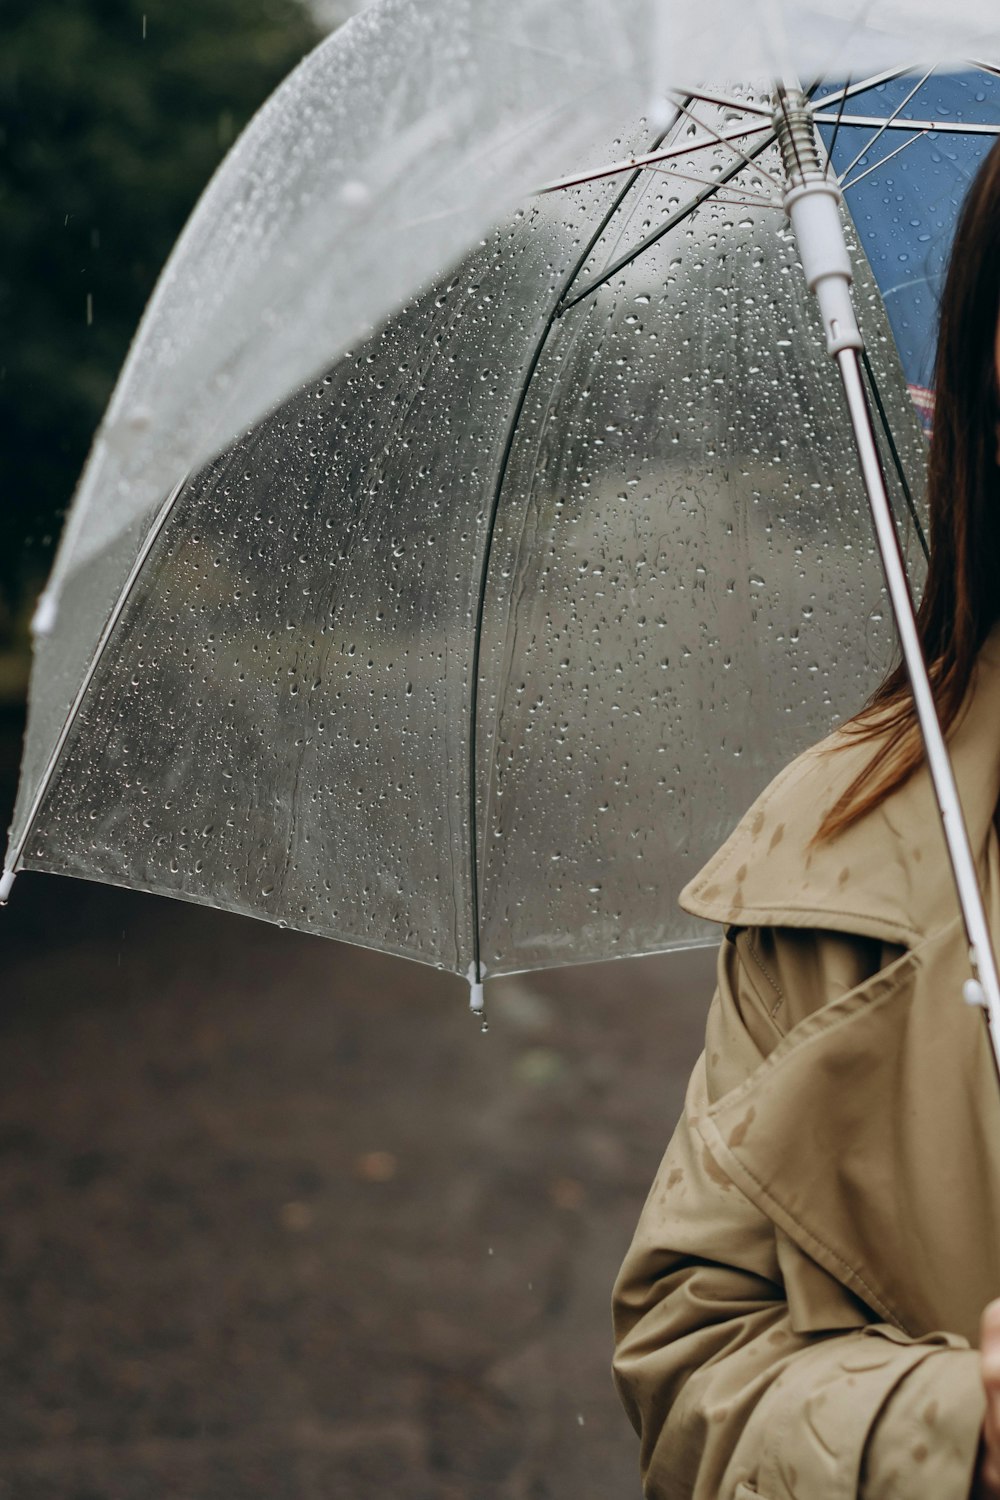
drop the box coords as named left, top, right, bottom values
left=680, top=623, right=1000, bottom=947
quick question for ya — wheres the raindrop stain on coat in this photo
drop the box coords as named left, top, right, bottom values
left=701, top=1146, right=732, bottom=1191
left=727, top=1107, right=756, bottom=1148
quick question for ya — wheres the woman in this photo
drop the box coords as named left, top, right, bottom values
left=612, top=139, right=1000, bottom=1498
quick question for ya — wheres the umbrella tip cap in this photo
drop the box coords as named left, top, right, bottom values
left=465, top=963, right=486, bottom=1021
left=0, top=868, right=15, bottom=905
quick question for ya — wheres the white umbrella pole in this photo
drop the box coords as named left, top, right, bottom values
left=775, top=87, right=1000, bottom=1067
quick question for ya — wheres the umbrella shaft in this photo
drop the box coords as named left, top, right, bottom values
left=778, top=83, right=1000, bottom=1068
left=836, top=347, right=1000, bottom=1069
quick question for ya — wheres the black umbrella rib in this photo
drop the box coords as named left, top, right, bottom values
left=823, top=73, right=852, bottom=177
left=861, top=347, right=929, bottom=561
left=465, top=114, right=685, bottom=989
left=557, top=130, right=778, bottom=316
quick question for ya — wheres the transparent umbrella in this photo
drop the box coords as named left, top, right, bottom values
left=4, top=3, right=1000, bottom=1019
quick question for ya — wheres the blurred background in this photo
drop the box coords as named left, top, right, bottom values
left=0, top=2, right=713, bottom=1496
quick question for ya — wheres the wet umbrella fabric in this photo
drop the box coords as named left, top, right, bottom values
left=4, top=9, right=1000, bottom=990
left=14, top=1, right=999, bottom=786
left=6, top=125, right=924, bottom=980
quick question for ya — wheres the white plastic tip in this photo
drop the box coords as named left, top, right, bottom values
left=963, top=977, right=987, bottom=1008
left=31, top=590, right=58, bottom=637
left=469, top=981, right=485, bottom=1016
left=0, top=868, right=15, bottom=905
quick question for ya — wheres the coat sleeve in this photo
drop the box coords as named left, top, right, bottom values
left=612, top=928, right=985, bottom=1500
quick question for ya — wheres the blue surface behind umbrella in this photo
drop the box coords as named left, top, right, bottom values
left=818, top=71, right=1000, bottom=421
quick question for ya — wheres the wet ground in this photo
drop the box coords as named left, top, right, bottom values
left=0, top=714, right=715, bottom=1499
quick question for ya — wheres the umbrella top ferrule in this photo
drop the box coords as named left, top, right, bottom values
left=774, top=87, right=824, bottom=191
left=775, top=87, right=862, bottom=358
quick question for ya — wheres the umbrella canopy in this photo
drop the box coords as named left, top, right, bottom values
left=5, top=6, right=1000, bottom=989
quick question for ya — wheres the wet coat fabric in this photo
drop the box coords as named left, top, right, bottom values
left=612, top=625, right=1000, bottom=1498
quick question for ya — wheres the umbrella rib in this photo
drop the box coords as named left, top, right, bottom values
left=536, top=122, right=773, bottom=195
left=837, top=68, right=934, bottom=181
left=823, top=72, right=853, bottom=179
left=643, top=163, right=779, bottom=208
left=840, top=128, right=929, bottom=192
left=860, top=349, right=929, bottom=563
left=670, top=88, right=773, bottom=118
left=814, top=112, right=1000, bottom=136
left=3, top=477, right=188, bottom=882
left=558, top=130, right=777, bottom=315
left=667, top=91, right=785, bottom=192
left=464, top=115, right=686, bottom=989
left=811, top=66, right=921, bottom=112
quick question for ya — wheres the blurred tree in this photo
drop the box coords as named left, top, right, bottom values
left=0, top=0, right=322, bottom=688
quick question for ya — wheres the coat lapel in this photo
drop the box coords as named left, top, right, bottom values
left=680, top=624, right=1000, bottom=1338
left=696, top=915, right=1000, bottom=1344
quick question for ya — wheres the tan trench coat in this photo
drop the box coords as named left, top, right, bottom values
left=612, top=627, right=1000, bottom=1499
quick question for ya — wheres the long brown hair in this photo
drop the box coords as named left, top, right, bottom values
left=817, top=136, right=1000, bottom=841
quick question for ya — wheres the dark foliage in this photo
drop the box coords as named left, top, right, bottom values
left=0, top=0, right=322, bottom=672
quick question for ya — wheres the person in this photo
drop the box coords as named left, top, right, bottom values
left=612, top=137, right=1000, bottom=1499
